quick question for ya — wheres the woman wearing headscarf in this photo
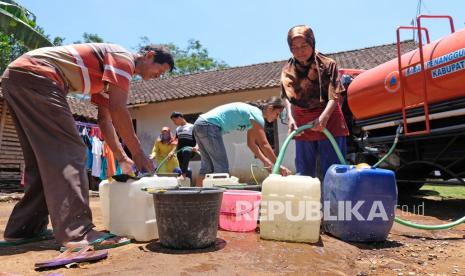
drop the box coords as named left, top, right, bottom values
left=150, top=126, right=180, bottom=173
left=281, top=25, right=348, bottom=179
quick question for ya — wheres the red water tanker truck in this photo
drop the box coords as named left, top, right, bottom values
left=342, top=15, right=465, bottom=193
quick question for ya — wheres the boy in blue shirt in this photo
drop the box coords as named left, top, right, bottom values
left=193, top=96, right=291, bottom=186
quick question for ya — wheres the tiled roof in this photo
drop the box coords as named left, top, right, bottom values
left=128, top=40, right=417, bottom=105
left=330, top=40, right=416, bottom=69
left=0, top=40, right=417, bottom=116
left=67, top=96, right=97, bottom=120
left=0, top=89, right=97, bottom=120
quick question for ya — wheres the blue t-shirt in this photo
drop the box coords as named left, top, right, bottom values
left=200, top=102, right=265, bottom=134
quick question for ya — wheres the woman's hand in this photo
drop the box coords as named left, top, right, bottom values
left=311, top=114, right=330, bottom=132
left=279, top=165, right=292, bottom=176
left=263, top=162, right=291, bottom=176
left=288, top=116, right=297, bottom=134
left=311, top=99, right=336, bottom=132
left=288, top=114, right=304, bottom=137
left=264, top=161, right=273, bottom=172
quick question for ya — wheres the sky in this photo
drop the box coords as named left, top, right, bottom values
left=19, top=0, right=465, bottom=67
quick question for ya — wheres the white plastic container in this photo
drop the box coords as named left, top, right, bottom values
left=99, top=176, right=178, bottom=241
left=99, top=181, right=110, bottom=230
left=202, top=173, right=239, bottom=187
left=260, top=174, right=321, bottom=243
left=178, top=177, right=191, bottom=187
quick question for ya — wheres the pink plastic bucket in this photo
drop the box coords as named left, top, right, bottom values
left=219, top=190, right=262, bottom=232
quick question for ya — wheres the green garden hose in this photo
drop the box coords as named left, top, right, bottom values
left=394, top=215, right=465, bottom=230
left=372, top=125, right=402, bottom=169
left=271, top=123, right=465, bottom=230
left=271, top=123, right=346, bottom=174
left=155, top=146, right=196, bottom=173
left=251, top=164, right=260, bottom=185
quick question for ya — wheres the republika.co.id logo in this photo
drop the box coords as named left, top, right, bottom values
left=233, top=200, right=391, bottom=222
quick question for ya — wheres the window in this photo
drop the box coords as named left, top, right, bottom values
left=265, top=121, right=279, bottom=154
left=183, top=113, right=201, bottom=124
left=132, top=119, right=137, bottom=133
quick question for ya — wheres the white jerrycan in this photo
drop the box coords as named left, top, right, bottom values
left=99, top=176, right=178, bottom=241
left=99, top=180, right=111, bottom=230
left=202, top=173, right=239, bottom=187
left=177, top=177, right=191, bottom=187
left=260, top=174, right=321, bottom=243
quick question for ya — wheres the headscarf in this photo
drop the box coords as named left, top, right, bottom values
left=287, top=25, right=315, bottom=54
left=158, top=126, right=176, bottom=144
left=281, top=25, right=342, bottom=109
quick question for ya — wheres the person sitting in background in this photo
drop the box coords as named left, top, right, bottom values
left=150, top=127, right=180, bottom=174
left=170, top=111, right=198, bottom=181
left=193, top=96, right=291, bottom=187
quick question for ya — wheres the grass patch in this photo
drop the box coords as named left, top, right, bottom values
left=420, top=184, right=465, bottom=199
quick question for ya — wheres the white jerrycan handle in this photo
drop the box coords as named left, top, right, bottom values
left=205, top=173, right=230, bottom=179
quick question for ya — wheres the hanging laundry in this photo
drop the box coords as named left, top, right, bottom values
left=104, top=143, right=117, bottom=178
left=80, top=126, right=93, bottom=170
left=76, top=121, right=122, bottom=180
left=91, top=136, right=103, bottom=177
left=100, top=152, right=108, bottom=180
left=115, top=160, right=123, bottom=175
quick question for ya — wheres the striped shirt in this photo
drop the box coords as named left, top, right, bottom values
left=175, top=123, right=196, bottom=149
left=8, top=43, right=135, bottom=106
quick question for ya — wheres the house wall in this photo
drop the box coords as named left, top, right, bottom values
left=129, top=88, right=296, bottom=183
left=0, top=88, right=299, bottom=185
left=0, top=98, right=97, bottom=188
left=0, top=99, right=23, bottom=182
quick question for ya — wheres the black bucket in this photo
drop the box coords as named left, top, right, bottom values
left=151, top=187, right=224, bottom=249
left=216, top=184, right=262, bottom=191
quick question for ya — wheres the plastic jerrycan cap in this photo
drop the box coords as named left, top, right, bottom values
left=355, top=163, right=371, bottom=169
left=335, top=166, right=348, bottom=173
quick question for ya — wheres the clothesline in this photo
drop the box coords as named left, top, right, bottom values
left=76, top=121, right=103, bottom=140
left=76, top=120, right=124, bottom=180
left=76, top=121, right=98, bottom=127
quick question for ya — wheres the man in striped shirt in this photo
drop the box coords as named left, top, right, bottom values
left=1, top=43, right=174, bottom=249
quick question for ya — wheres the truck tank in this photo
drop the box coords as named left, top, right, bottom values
left=344, top=17, right=465, bottom=193
left=348, top=28, right=465, bottom=120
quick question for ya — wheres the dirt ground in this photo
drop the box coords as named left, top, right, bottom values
left=0, top=195, right=464, bottom=276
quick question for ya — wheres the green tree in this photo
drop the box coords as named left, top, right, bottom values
left=0, top=32, right=26, bottom=72
left=0, top=0, right=52, bottom=49
left=169, top=39, right=228, bottom=75
left=137, top=37, right=228, bottom=76
left=0, top=1, right=62, bottom=73
left=52, top=36, right=65, bottom=46
left=74, top=32, right=104, bottom=44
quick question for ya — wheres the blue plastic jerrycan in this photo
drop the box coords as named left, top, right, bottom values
left=323, top=164, right=398, bottom=242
